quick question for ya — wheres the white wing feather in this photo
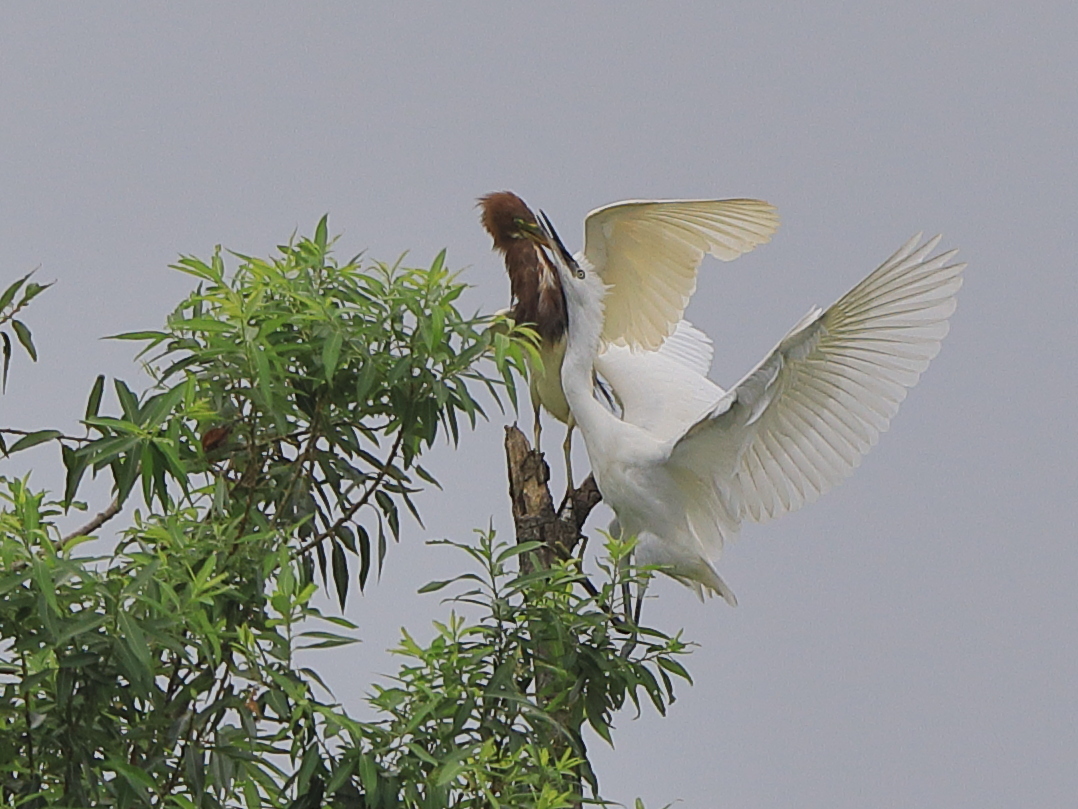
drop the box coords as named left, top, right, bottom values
left=584, top=199, right=780, bottom=350
left=670, top=234, right=965, bottom=528
left=596, top=321, right=721, bottom=441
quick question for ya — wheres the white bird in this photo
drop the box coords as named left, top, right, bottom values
left=480, top=192, right=780, bottom=486
left=526, top=214, right=965, bottom=605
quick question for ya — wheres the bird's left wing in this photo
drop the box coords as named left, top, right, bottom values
left=584, top=199, right=779, bottom=350
left=596, top=321, right=722, bottom=441
left=670, top=234, right=965, bottom=523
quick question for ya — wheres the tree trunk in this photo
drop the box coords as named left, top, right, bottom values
left=503, top=425, right=600, bottom=570
left=503, top=425, right=603, bottom=804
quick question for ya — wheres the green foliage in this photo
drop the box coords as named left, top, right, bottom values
left=0, top=271, right=51, bottom=454
left=0, top=220, right=692, bottom=808
left=355, top=532, right=690, bottom=807
left=56, top=217, right=529, bottom=604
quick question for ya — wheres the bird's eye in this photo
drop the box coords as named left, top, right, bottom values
left=576, top=269, right=585, bottom=280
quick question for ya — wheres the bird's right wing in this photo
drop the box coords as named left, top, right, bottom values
left=583, top=199, right=780, bottom=350
left=670, top=234, right=965, bottom=524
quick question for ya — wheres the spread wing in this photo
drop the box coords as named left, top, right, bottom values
left=583, top=199, right=779, bottom=350
left=595, top=321, right=721, bottom=441
left=670, top=234, right=965, bottom=525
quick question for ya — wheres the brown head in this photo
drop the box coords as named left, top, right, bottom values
left=479, top=191, right=538, bottom=251
left=478, top=191, right=567, bottom=345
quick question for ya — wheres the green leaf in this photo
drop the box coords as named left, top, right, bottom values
left=7, top=429, right=62, bottom=453
left=314, top=214, right=329, bottom=252
left=11, top=319, right=36, bottom=361
left=83, top=416, right=143, bottom=435
left=31, top=559, right=60, bottom=618
left=140, top=441, right=156, bottom=506
left=253, top=342, right=274, bottom=410
left=113, top=378, right=140, bottom=421
left=55, top=613, right=109, bottom=645
left=108, top=759, right=158, bottom=797
left=1, top=331, right=9, bottom=392
left=434, top=759, right=468, bottom=787
left=358, top=755, right=379, bottom=801
left=104, top=329, right=170, bottom=342
left=495, top=540, right=545, bottom=565
left=357, top=525, right=371, bottom=591
left=417, top=579, right=453, bottom=594
left=118, top=611, right=153, bottom=670
left=85, top=374, right=106, bottom=419
left=331, top=541, right=349, bottom=609
left=322, top=330, right=343, bottom=383
left=19, top=280, right=53, bottom=307
left=0, top=272, right=31, bottom=312
left=113, top=449, right=141, bottom=504
left=298, top=630, right=358, bottom=649
left=430, top=248, right=446, bottom=276
left=62, top=443, right=88, bottom=505
left=657, top=655, right=693, bottom=684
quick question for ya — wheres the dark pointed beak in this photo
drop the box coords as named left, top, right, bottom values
left=536, top=211, right=578, bottom=269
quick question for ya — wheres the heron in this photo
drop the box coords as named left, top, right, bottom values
left=526, top=212, right=965, bottom=606
left=479, top=191, right=780, bottom=487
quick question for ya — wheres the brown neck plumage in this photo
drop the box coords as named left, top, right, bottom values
left=479, top=191, right=567, bottom=344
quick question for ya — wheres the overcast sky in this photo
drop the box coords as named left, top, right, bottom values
left=2, top=4, right=1076, bottom=807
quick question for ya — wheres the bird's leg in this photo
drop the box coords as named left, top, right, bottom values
left=531, top=395, right=543, bottom=453
left=562, top=421, right=575, bottom=492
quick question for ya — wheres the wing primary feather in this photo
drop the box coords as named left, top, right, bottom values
left=670, top=233, right=963, bottom=525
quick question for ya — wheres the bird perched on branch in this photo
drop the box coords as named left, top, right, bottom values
left=526, top=211, right=964, bottom=606
left=480, top=191, right=779, bottom=487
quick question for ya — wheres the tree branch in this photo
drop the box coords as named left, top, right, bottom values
left=293, top=427, right=406, bottom=558
left=60, top=497, right=121, bottom=546
left=504, top=425, right=601, bottom=569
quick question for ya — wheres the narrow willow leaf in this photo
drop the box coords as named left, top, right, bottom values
left=298, top=631, right=358, bottom=649
left=11, top=320, right=36, bottom=361
left=140, top=441, right=156, bottom=506
left=331, top=541, right=349, bottom=609
left=113, top=378, right=139, bottom=421
left=322, top=330, right=343, bottom=383
left=114, top=449, right=140, bottom=505
left=62, top=444, right=88, bottom=505
left=8, top=429, right=62, bottom=453
left=1, top=332, right=10, bottom=392
left=85, top=374, right=105, bottom=419
left=109, top=759, right=158, bottom=796
left=377, top=517, right=387, bottom=575
left=657, top=655, right=693, bottom=684
left=429, top=248, right=446, bottom=276
left=253, top=343, right=274, bottom=411
left=495, top=540, right=545, bottom=564
left=417, top=579, right=453, bottom=594
left=357, top=525, right=371, bottom=591
left=104, top=329, right=169, bottom=342
left=0, top=272, right=31, bottom=312
left=18, top=280, right=53, bottom=307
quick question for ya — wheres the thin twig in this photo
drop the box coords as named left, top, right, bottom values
left=0, top=427, right=90, bottom=444
left=293, top=427, right=406, bottom=558
left=60, top=497, right=121, bottom=546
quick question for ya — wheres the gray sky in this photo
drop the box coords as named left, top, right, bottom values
left=2, top=3, right=1076, bottom=806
